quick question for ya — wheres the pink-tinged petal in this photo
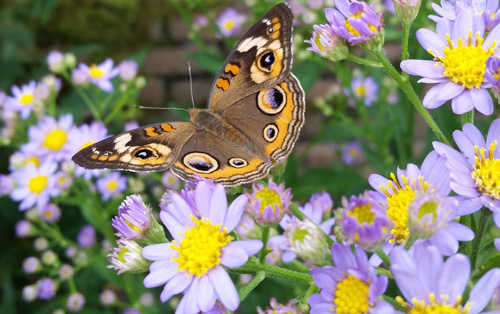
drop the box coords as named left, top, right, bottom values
left=160, top=273, right=193, bottom=302
left=421, top=151, right=451, bottom=195
left=144, top=261, right=177, bottom=288
left=450, top=180, right=481, bottom=197
left=310, top=303, right=334, bottom=314
left=423, top=83, right=448, bottom=109
left=400, top=60, right=444, bottom=79
left=227, top=240, right=262, bottom=256
left=467, top=269, right=500, bottom=314
left=282, top=250, right=297, bottom=263
left=311, top=266, right=337, bottom=291
left=418, top=77, right=448, bottom=84
left=494, top=212, right=500, bottom=228
left=429, top=229, right=458, bottom=255
left=416, top=28, right=445, bottom=57
left=453, top=129, right=478, bottom=161
left=331, top=243, right=355, bottom=269
left=333, top=0, right=350, bottom=16
left=150, top=259, right=172, bottom=272
left=435, top=82, right=465, bottom=101
left=391, top=264, right=424, bottom=301
left=414, top=245, right=442, bottom=293
left=432, top=2, right=455, bottom=20
left=462, top=124, right=486, bottom=149
left=182, top=278, right=201, bottom=314
left=371, top=301, right=396, bottom=314
left=480, top=195, right=500, bottom=212
left=195, top=181, right=212, bottom=218
left=456, top=196, right=483, bottom=215
left=142, top=243, right=174, bottom=261
left=209, top=184, right=227, bottom=225
left=447, top=221, right=474, bottom=241
left=486, top=119, right=500, bottom=149
left=220, top=246, right=248, bottom=268
left=170, top=194, right=196, bottom=225
left=432, top=142, right=472, bottom=173
left=209, top=266, right=239, bottom=310
left=451, top=90, right=474, bottom=114
left=486, top=22, right=500, bottom=43
left=308, top=293, right=326, bottom=307
left=470, top=88, right=494, bottom=115
left=197, top=275, right=216, bottom=312
left=368, top=174, right=389, bottom=193
left=97, top=81, right=113, bottom=93
left=160, top=211, right=186, bottom=243
left=438, top=254, right=470, bottom=299
left=223, top=194, right=247, bottom=232
left=495, top=238, right=500, bottom=251
left=452, top=8, right=474, bottom=42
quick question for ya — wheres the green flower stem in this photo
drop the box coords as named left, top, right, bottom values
left=382, top=295, right=406, bottom=312
left=462, top=110, right=474, bottom=125
left=376, top=267, right=393, bottom=279
left=470, top=210, right=492, bottom=269
left=346, top=54, right=384, bottom=69
left=238, top=271, right=265, bottom=301
left=401, top=22, right=411, bottom=64
left=258, top=226, right=270, bottom=264
left=230, top=257, right=312, bottom=285
left=298, top=283, right=318, bottom=311
left=459, top=214, right=472, bottom=255
left=60, top=71, right=101, bottom=120
left=374, top=247, right=391, bottom=267
left=374, top=49, right=451, bottom=146
left=289, top=204, right=334, bottom=247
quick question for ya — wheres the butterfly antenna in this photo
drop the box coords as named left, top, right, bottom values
left=135, top=104, right=189, bottom=113
left=187, top=61, right=196, bottom=109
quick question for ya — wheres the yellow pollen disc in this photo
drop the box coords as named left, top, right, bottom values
left=349, top=149, right=359, bottom=157
left=471, top=141, right=500, bottom=200
left=333, top=274, right=370, bottom=313
left=107, top=181, right=117, bottom=190
left=89, top=64, right=104, bottom=79
left=20, top=94, right=34, bottom=105
left=171, top=217, right=231, bottom=277
left=435, top=31, right=496, bottom=89
left=379, top=173, right=432, bottom=244
left=347, top=203, right=375, bottom=224
left=254, top=188, right=282, bottom=215
left=398, top=293, right=469, bottom=314
left=355, top=86, right=366, bottom=97
left=25, top=156, right=40, bottom=168
left=224, top=21, right=235, bottom=31
left=44, top=211, right=53, bottom=219
left=28, top=175, right=48, bottom=194
left=44, top=129, right=67, bottom=151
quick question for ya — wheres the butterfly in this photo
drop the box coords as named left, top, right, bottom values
left=72, top=3, right=305, bottom=187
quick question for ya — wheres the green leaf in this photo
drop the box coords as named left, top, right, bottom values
left=293, top=60, right=323, bottom=93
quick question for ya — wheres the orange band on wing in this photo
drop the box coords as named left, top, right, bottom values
left=145, top=127, right=159, bottom=137
left=264, top=81, right=294, bottom=156
left=224, top=64, right=240, bottom=75
left=216, top=78, right=230, bottom=91
left=161, top=123, right=175, bottom=132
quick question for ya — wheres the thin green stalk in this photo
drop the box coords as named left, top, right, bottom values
left=401, top=22, right=411, bottom=63
left=382, top=295, right=406, bottom=312
left=258, top=226, right=270, bottom=264
left=346, top=54, right=384, bottom=68
left=230, top=257, right=312, bottom=285
left=60, top=71, right=101, bottom=120
left=289, top=204, right=334, bottom=247
left=374, top=247, right=391, bottom=267
left=298, top=283, right=319, bottom=311
left=459, top=215, right=472, bottom=255
left=374, top=49, right=451, bottom=145
left=238, top=271, right=265, bottom=301
left=462, top=110, right=474, bottom=125
left=470, top=210, right=491, bottom=269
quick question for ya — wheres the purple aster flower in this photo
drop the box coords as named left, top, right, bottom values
left=59, top=264, right=74, bottom=280
left=4, top=81, right=39, bottom=119
left=390, top=245, right=500, bottom=314
left=124, top=120, right=139, bottom=131
left=258, top=297, right=303, bottom=314
left=400, top=8, right=500, bottom=115
left=76, top=58, right=119, bottom=92
left=140, top=292, right=154, bottom=306
left=54, top=171, right=72, bottom=191
left=40, top=203, right=61, bottom=223
left=23, top=256, right=41, bottom=274
left=10, top=161, right=59, bottom=210
left=246, top=178, right=292, bottom=225
left=194, top=14, right=208, bottom=28
left=72, top=67, right=88, bottom=85
left=67, top=292, right=85, bottom=312
left=22, top=285, right=37, bottom=302
left=342, top=141, right=363, bottom=164
left=393, top=0, right=421, bottom=23
left=384, top=0, right=395, bottom=15
left=216, top=8, right=246, bottom=37
left=123, top=309, right=140, bottom=314
left=308, top=243, right=394, bottom=314
left=433, top=119, right=500, bottom=219
left=77, top=225, right=96, bottom=248
left=486, top=56, right=500, bottom=92
left=235, top=213, right=260, bottom=240
left=336, top=191, right=391, bottom=251
left=96, top=171, right=127, bottom=201
left=162, top=170, right=181, bottom=191
left=264, top=235, right=287, bottom=265
left=344, top=76, right=379, bottom=106
left=37, top=278, right=57, bottom=300
left=47, top=51, right=65, bottom=73
left=142, top=180, right=262, bottom=313
left=430, top=0, right=500, bottom=31
left=99, top=289, right=116, bottom=306
left=15, top=220, right=32, bottom=237
left=119, top=60, right=138, bottom=81
left=108, top=238, right=150, bottom=274
left=112, top=194, right=157, bottom=241
left=24, top=114, right=75, bottom=162
left=369, top=151, right=451, bottom=245
left=326, top=0, right=385, bottom=46
left=0, top=174, right=14, bottom=195
left=35, top=81, right=50, bottom=101
left=305, top=24, right=349, bottom=61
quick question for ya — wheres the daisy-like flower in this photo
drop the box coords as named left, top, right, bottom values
left=433, top=119, right=500, bottom=218
left=326, top=0, right=385, bottom=46
left=140, top=292, right=154, bottom=306
left=216, top=8, right=246, bottom=37
left=96, top=171, right=127, bottom=201
left=246, top=178, right=292, bottom=225
left=4, top=81, right=39, bottom=119
left=308, top=243, right=394, bottom=314
left=72, top=67, right=88, bottom=85
left=162, top=170, right=181, bottom=191
left=47, top=51, right=65, bottom=73
left=400, top=8, right=500, bottom=115
left=344, top=75, right=379, bottom=106
left=108, top=237, right=151, bottom=274
left=486, top=56, right=500, bottom=93
left=23, top=257, right=41, bottom=274
left=369, top=151, right=451, bottom=245
left=235, top=213, right=260, bottom=240
left=10, top=161, right=59, bottom=210
left=22, top=285, right=37, bottom=302
left=15, top=220, right=32, bottom=237
left=59, top=264, right=74, bottom=280
left=40, top=203, right=61, bottom=223
left=37, top=278, right=58, bottom=300
left=336, top=191, right=391, bottom=251
left=258, top=297, right=304, bottom=314
left=67, top=292, right=85, bottom=312
left=305, top=24, right=349, bottom=61
left=24, top=114, right=75, bottom=162
left=430, top=0, right=500, bottom=32
left=76, top=59, right=119, bottom=92
left=390, top=245, right=500, bottom=314
left=99, top=289, right=116, bottom=306
left=142, top=180, right=262, bottom=313
left=34, top=237, right=49, bottom=251
left=0, top=174, right=14, bottom=195
left=342, top=141, right=363, bottom=164
left=77, top=225, right=96, bottom=248
left=393, top=0, right=421, bottom=23
left=118, top=60, right=138, bottom=81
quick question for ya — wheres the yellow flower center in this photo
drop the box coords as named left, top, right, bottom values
left=347, top=203, right=375, bottom=224
left=171, top=217, right=231, bottom=277
left=345, top=10, right=378, bottom=37
left=398, top=294, right=470, bottom=314
left=44, top=129, right=67, bottom=151
left=379, top=173, right=432, bottom=244
left=89, top=64, right=104, bottom=79
left=292, top=228, right=310, bottom=242
left=25, top=156, right=40, bottom=168
left=43, top=211, right=53, bottom=220
left=333, top=274, right=370, bottom=313
left=20, top=94, right=34, bottom=105
left=471, top=141, right=500, bottom=200
left=224, top=21, right=235, bottom=31
left=431, top=31, right=496, bottom=89
left=355, top=85, right=367, bottom=97
left=107, top=181, right=117, bottom=191
left=255, top=187, right=282, bottom=215
left=28, top=175, right=48, bottom=194
left=125, top=220, right=144, bottom=234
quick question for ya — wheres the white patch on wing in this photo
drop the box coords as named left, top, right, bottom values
left=237, top=36, right=266, bottom=52
left=114, top=133, right=132, bottom=153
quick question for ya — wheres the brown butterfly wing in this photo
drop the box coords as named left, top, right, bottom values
left=72, top=122, right=196, bottom=172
